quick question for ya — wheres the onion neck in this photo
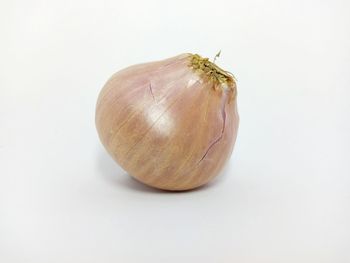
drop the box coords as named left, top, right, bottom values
left=189, top=54, right=236, bottom=95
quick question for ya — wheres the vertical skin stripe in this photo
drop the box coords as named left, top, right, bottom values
left=96, top=54, right=239, bottom=191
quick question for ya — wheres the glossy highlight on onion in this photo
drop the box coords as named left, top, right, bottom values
left=95, top=53, right=239, bottom=191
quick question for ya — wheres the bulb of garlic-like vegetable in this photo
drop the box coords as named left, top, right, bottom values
left=96, top=53, right=239, bottom=191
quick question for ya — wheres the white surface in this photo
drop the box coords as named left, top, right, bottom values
left=1, top=0, right=350, bottom=262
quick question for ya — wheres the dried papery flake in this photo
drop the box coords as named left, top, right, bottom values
left=96, top=53, right=239, bottom=191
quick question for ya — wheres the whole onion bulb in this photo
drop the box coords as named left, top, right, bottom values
left=96, top=53, right=239, bottom=191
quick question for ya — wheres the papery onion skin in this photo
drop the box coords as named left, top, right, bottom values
left=96, top=53, right=239, bottom=191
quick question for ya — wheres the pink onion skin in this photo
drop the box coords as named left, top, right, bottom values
left=96, top=53, right=239, bottom=191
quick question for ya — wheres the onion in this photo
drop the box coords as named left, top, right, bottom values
left=96, top=53, right=239, bottom=191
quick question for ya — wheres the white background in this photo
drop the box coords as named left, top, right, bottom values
left=1, top=0, right=350, bottom=262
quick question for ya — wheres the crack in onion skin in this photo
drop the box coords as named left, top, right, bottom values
left=95, top=53, right=239, bottom=191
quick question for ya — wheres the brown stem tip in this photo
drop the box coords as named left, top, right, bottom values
left=189, top=54, right=236, bottom=94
